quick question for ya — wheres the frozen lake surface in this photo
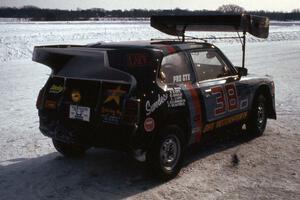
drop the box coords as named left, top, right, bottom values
left=0, top=21, right=299, bottom=199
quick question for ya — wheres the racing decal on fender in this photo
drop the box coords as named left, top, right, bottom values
left=181, top=83, right=202, bottom=143
left=145, top=94, right=168, bottom=116
left=144, top=117, right=155, bottom=132
left=167, top=88, right=186, bottom=108
left=203, top=112, right=248, bottom=133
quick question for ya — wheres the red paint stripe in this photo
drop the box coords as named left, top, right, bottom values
left=186, top=83, right=202, bottom=142
left=165, top=45, right=176, bottom=54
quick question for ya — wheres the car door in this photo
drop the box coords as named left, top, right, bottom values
left=188, top=49, right=251, bottom=127
left=157, top=51, right=203, bottom=143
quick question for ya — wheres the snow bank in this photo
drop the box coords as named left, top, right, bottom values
left=0, top=21, right=300, bottom=63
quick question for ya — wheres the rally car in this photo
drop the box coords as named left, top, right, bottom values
left=33, top=14, right=276, bottom=179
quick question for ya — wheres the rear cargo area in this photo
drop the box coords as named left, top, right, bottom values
left=34, top=46, right=139, bottom=147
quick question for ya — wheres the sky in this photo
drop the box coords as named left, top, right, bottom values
left=0, top=0, right=299, bottom=12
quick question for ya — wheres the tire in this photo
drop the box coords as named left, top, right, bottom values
left=52, top=139, right=88, bottom=157
left=246, top=94, right=267, bottom=136
left=146, top=125, right=186, bottom=180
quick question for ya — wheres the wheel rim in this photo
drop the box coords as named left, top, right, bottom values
left=257, top=102, right=266, bottom=130
left=160, top=135, right=181, bottom=172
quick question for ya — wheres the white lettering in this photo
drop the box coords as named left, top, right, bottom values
left=145, top=94, right=168, bottom=116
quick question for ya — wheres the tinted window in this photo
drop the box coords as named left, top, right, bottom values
left=159, top=52, right=194, bottom=84
left=190, top=50, right=232, bottom=81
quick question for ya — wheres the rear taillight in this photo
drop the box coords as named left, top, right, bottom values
left=36, top=88, right=44, bottom=109
left=122, top=98, right=140, bottom=125
left=44, top=100, right=57, bottom=109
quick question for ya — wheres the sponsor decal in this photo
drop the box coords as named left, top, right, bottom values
left=103, top=86, right=127, bottom=106
left=145, top=94, right=168, bottom=116
left=71, top=89, right=81, bottom=103
left=127, top=53, right=148, bottom=67
left=167, top=89, right=186, bottom=108
left=101, top=107, right=122, bottom=125
left=49, top=84, right=63, bottom=94
left=203, top=112, right=248, bottom=133
left=102, top=114, right=121, bottom=125
left=144, top=117, right=155, bottom=132
left=173, top=74, right=190, bottom=83
left=101, top=85, right=127, bottom=125
left=69, top=105, right=90, bottom=122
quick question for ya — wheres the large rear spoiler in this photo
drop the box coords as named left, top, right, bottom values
left=32, top=45, right=135, bottom=85
left=151, top=14, right=269, bottom=68
left=151, top=14, right=269, bottom=39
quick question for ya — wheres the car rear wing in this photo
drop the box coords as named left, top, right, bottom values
left=151, top=14, right=269, bottom=39
left=32, top=45, right=136, bottom=86
left=151, top=14, right=269, bottom=69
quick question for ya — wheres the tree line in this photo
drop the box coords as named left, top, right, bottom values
left=0, top=5, right=299, bottom=21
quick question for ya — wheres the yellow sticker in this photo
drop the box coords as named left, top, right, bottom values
left=71, top=89, right=81, bottom=103
left=49, top=84, right=63, bottom=94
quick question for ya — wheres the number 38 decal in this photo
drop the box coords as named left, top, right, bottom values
left=211, top=83, right=239, bottom=116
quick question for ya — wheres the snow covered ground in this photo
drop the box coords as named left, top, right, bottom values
left=0, top=21, right=299, bottom=199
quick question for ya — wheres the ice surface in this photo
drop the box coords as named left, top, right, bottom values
left=0, top=21, right=299, bottom=199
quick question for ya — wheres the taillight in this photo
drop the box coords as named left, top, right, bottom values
left=36, top=88, right=44, bottom=109
left=122, top=98, right=140, bottom=125
left=44, top=100, right=57, bottom=109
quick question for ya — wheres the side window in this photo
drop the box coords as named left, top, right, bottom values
left=159, top=52, right=194, bottom=84
left=190, top=50, right=232, bottom=81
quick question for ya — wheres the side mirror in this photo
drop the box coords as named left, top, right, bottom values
left=235, top=66, right=248, bottom=76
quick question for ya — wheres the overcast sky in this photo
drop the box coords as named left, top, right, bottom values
left=1, top=0, right=299, bottom=11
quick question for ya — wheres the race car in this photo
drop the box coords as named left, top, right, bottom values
left=33, top=14, right=276, bottom=180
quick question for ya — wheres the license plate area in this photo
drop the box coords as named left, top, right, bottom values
left=69, top=105, right=90, bottom=122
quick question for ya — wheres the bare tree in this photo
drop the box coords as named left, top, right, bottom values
left=217, top=4, right=246, bottom=14
left=292, top=8, right=300, bottom=13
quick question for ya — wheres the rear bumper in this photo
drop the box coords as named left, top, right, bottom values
left=39, top=110, right=149, bottom=150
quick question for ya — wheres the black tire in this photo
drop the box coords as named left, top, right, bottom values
left=146, top=125, right=186, bottom=180
left=52, top=139, right=88, bottom=157
left=246, top=94, right=267, bottom=136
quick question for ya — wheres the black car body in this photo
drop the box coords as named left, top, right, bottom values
left=33, top=14, right=276, bottom=179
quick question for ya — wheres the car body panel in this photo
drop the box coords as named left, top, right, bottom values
left=34, top=39, right=276, bottom=150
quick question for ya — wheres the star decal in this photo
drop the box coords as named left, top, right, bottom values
left=104, top=86, right=127, bottom=105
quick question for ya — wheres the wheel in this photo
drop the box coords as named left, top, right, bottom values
left=52, top=139, right=88, bottom=157
left=146, top=125, right=186, bottom=180
left=246, top=94, right=267, bottom=136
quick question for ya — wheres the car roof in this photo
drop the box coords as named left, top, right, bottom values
left=88, top=40, right=215, bottom=55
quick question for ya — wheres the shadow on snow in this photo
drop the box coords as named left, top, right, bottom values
left=0, top=128, right=260, bottom=200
